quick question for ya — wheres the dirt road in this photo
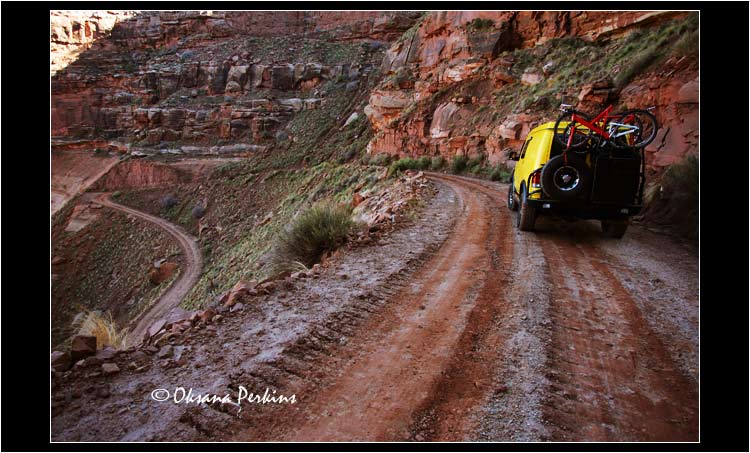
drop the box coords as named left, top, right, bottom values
left=239, top=173, right=698, bottom=442
left=53, top=176, right=697, bottom=442
left=96, top=194, right=203, bottom=345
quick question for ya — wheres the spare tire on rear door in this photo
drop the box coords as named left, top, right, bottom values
left=541, top=154, right=592, bottom=200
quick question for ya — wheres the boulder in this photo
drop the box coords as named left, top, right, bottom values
left=271, top=64, right=295, bottom=90
left=198, top=308, right=216, bottom=323
left=351, top=192, right=365, bottom=208
left=101, top=363, right=120, bottom=375
left=279, top=98, right=303, bottom=112
left=51, top=351, right=72, bottom=372
left=227, top=65, right=248, bottom=85
left=521, top=72, right=543, bottom=85
left=157, top=345, right=173, bottom=359
left=493, top=69, right=517, bottom=86
left=344, top=112, right=359, bottom=127
left=164, top=306, right=191, bottom=325
left=148, top=261, right=177, bottom=285
left=95, top=346, right=118, bottom=361
left=225, top=80, right=242, bottom=93
left=147, top=319, right=167, bottom=338
left=430, top=102, right=464, bottom=139
left=369, top=90, right=413, bottom=110
left=70, top=335, right=97, bottom=362
left=677, top=79, right=698, bottom=104
left=223, top=280, right=258, bottom=307
left=497, top=121, right=522, bottom=140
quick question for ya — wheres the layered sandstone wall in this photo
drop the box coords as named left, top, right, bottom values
left=50, top=11, right=422, bottom=155
left=51, top=11, right=136, bottom=75
left=363, top=10, right=697, bottom=172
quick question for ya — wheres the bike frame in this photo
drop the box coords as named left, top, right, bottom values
left=566, top=105, right=637, bottom=148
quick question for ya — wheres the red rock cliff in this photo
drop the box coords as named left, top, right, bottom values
left=51, top=11, right=422, bottom=155
left=364, top=11, right=697, bottom=173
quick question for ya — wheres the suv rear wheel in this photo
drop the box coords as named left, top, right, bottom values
left=507, top=178, right=518, bottom=211
left=601, top=218, right=629, bottom=238
left=517, top=184, right=536, bottom=231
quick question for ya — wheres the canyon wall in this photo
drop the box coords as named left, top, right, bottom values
left=363, top=11, right=697, bottom=173
left=51, top=10, right=698, bottom=173
left=51, top=11, right=423, bottom=155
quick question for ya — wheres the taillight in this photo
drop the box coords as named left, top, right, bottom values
left=531, top=170, right=541, bottom=188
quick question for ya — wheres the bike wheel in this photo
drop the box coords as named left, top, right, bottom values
left=609, top=109, right=658, bottom=149
left=554, top=111, right=592, bottom=149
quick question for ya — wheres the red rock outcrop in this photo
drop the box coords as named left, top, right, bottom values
left=51, top=11, right=136, bottom=75
left=364, top=11, right=696, bottom=173
left=88, top=160, right=191, bottom=191
left=50, top=11, right=422, bottom=154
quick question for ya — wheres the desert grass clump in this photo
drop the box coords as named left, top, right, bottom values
left=161, top=194, right=178, bottom=209
left=451, top=154, right=469, bottom=174
left=430, top=156, right=445, bottom=170
left=370, top=152, right=392, bottom=167
left=271, top=202, right=356, bottom=270
left=72, top=310, right=129, bottom=349
left=417, top=156, right=431, bottom=170
left=641, top=153, right=698, bottom=241
left=490, top=165, right=511, bottom=182
left=387, top=156, right=431, bottom=177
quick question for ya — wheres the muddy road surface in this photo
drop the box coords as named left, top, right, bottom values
left=238, top=174, right=698, bottom=442
left=52, top=176, right=697, bottom=442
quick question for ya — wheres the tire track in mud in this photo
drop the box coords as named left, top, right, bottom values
left=403, top=174, right=515, bottom=441
left=409, top=175, right=556, bottom=442
left=96, top=193, right=203, bottom=345
left=536, top=232, right=698, bottom=441
left=236, top=174, right=517, bottom=441
left=56, top=175, right=697, bottom=442
left=235, top=173, right=697, bottom=442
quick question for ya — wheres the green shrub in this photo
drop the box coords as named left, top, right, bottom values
left=642, top=153, right=698, bottom=241
left=466, top=153, right=487, bottom=170
left=430, top=156, right=445, bottom=170
left=271, top=202, right=356, bottom=270
left=672, top=27, right=698, bottom=57
left=417, top=156, right=431, bottom=170
left=469, top=163, right=483, bottom=175
left=467, top=18, right=494, bottom=31
left=451, top=155, right=469, bottom=173
left=370, top=152, right=392, bottom=166
left=388, top=157, right=419, bottom=176
left=490, top=165, right=510, bottom=182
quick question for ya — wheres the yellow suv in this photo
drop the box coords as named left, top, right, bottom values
left=507, top=121, right=644, bottom=238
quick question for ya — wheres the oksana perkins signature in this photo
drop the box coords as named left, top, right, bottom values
left=151, top=386, right=297, bottom=412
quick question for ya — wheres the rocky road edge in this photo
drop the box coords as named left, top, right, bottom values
left=51, top=171, right=454, bottom=441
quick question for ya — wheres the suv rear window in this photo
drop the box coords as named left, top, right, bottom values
left=519, top=136, right=533, bottom=159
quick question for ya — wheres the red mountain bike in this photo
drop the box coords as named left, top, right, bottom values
left=553, top=103, right=658, bottom=150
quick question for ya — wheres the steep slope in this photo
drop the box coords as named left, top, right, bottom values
left=50, top=10, right=698, bottom=442
left=362, top=12, right=698, bottom=237
left=51, top=10, right=425, bottom=349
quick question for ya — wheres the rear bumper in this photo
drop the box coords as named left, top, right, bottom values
left=526, top=198, right=642, bottom=220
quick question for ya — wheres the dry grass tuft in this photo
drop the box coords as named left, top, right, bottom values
left=72, top=310, right=129, bottom=349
